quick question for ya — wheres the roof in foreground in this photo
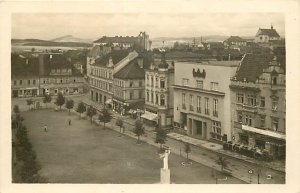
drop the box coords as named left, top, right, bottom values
left=114, top=59, right=145, bottom=79
left=235, top=54, right=274, bottom=82
left=93, top=49, right=131, bottom=67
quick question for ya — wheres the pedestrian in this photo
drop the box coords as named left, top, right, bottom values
left=44, top=125, right=47, bottom=132
left=68, top=118, right=71, bottom=126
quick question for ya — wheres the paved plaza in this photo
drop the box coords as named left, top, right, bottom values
left=21, top=109, right=244, bottom=184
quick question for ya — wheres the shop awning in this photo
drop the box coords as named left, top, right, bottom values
left=105, top=99, right=113, bottom=105
left=242, top=125, right=286, bottom=140
left=141, top=111, right=158, bottom=121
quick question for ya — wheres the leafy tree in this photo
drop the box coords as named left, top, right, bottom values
left=65, top=99, right=74, bottom=115
left=155, top=128, right=167, bottom=150
left=55, top=92, right=65, bottom=110
left=86, top=106, right=97, bottom=124
left=26, top=99, right=34, bottom=110
left=13, top=105, right=20, bottom=115
left=184, top=143, right=191, bottom=162
left=134, top=120, right=145, bottom=144
left=215, top=156, right=228, bottom=172
left=98, top=108, right=112, bottom=129
left=76, top=102, right=86, bottom=118
left=43, top=94, right=52, bottom=108
left=116, top=118, right=124, bottom=133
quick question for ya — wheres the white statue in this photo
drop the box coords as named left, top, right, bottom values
left=160, top=148, right=171, bottom=170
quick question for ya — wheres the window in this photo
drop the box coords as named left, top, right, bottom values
left=197, top=96, right=201, bottom=113
left=272, top=77, right=277, bottom=85
left=272, top=118, right=279, bottom=131
left=151, top=76, right=153, bottom=86
left=247, top=95, right=256, bottom=106
left=237, top=112, right=243, bottom=123
left=130, top=82, right=133, bottom=87
left=27, top=80, right=30, bottom=85
left=54, top=89, right=58, bottom=94
left=139, top=81, right=142, bottom=87
left=196, top=80, right=203, bottom=89
left=160, top=94, right=165, bottom=106
left=146, top=91, right=149, bottom=101
left=245, top=115, right=253, bottom=126
left=260, top=97, right=265, bottom=107
left=182, top=78, right=189, bottom=86
left=33, top=80, right=36, bottom=85
left=130, top=92, right=134, bottom=100
left=14, top=80, right=17, bottom=85
left=212, top=121, right=222, bottom=140
left=272, top=99, right=278, bottom=110
left=19, top=80, right=22, bottom=85
left=213, top=99, right=218, bottom=117
left=139, top=91, right=142, bottom=99
left=151, top=92, right=153, bottom=103
left=205, top=98, right=209, bottom=115
left=189, top=95, right=194, bottom=111
left=60, top=79, right=63, bottom=83
left=155, top=77, right=158, bottom=87
left=155, top=94, right=159, bottom=104
left=182, top=93, right=186, bottom=109
left=160, top=79, right=165, bottom=88
left=73, top=79, right=76, bottom=83
left=211, top=82, right=219, bottom=91
left=237, top=93, right=244, bottom=104
left=260, top=116, right=266, bottom=128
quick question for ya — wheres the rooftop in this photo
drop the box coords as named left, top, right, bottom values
left=113, top=58, right=145, bottom=79
left=257, top=27, right=280, bottom=38
left=225, top=36, right=246, bottom=43
left=93, top=49, right=131, bottom=67
left=94, top=36, right=138, bottom=44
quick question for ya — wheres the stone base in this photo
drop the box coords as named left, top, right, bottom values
left=160, top=168, right=170, bottom=184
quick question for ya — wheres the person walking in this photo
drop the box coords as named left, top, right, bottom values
left=68, top=118, right=71, bottom=126
left=44, top=125, right=47, bottom=132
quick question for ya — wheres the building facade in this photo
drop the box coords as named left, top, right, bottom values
left=230, top=54, right=285, bottom=159
left=254, top=25, right=281, bottom=43
left=11, top=53, right=84, bottom=97
left=143, top=57, right=174, bottom=128
left=173, top=60, right=239, bottom=142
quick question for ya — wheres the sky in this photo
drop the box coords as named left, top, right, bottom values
left=12, top=13, right=285, bottom=40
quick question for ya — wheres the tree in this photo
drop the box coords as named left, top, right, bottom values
left=55, top=92, right=65, bottom=110
left=26, top=99, right=34, bottom=110
left=43, top=94, right=52, bottom=108
left=98, top=108, right=112, bottom=129
left=155, top=128, right=167, bottom=150
left=65, top=99, right=74, bottom=115
left=86, top=106, right=97, bottom=124
left=134, top=120, right=145, bottom=144
left=215, top=156, right=228, bottom=172
left=184, top=143, right=191, bottom=162
left=115, top=118, right=124, bottom=133
left=76, top=102, right=86, bottom=118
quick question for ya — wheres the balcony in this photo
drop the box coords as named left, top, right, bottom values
left=241, top=125, right=285, bottom=140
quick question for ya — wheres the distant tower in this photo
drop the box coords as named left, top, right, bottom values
left=271, top=24, right=273, bottom=29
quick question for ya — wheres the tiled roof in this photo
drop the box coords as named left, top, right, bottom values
left=94, top=36, right=138, bottom=44
left=114, top=59, right=145, bottom=79
left=225, top=36, right=246, bottom=43
left=94, top=49, right=130, bottom=67
left=257, top=28, right=280, bottom=37
left=11, top=54, right=39, bottom=77
left=235, top=54, right=274, bottom=82
left=42, top=54, right=73, bottom=69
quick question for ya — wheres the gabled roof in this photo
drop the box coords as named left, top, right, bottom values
left=235, top=54, right=274, bottom=82
left=11, top=54, right=39, bottom=78
left=225, top=36, right=246, bottom=43
left=114, top=59, right=145, bottom=79
left=256, top=28, right=280, bottom=37
left=94, top=36, right=138, bottom=44
left=42, top=54, right=72, bottom=69
left=94, top=49, right=130, bottom=67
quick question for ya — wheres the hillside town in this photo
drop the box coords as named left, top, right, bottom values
left=11, top=25, right=286, bottom=184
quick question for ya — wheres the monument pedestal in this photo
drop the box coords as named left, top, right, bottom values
left=160, top=168, right=170, bottom=184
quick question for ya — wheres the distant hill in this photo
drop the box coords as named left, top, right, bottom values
left=11, top=38, right=92, bottom=47
left=50, top=35, right=93, bottom=43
